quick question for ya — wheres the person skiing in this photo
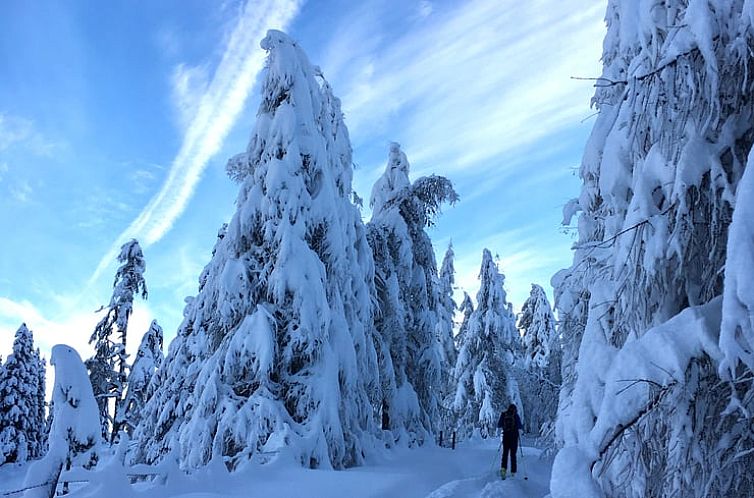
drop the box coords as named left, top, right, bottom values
left=497, top=404, right=522, bottom=479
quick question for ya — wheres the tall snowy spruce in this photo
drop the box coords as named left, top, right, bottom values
left=367, top=143, right=458, bottom=443
left=86, top=238, right=147, bottom=441
left=437, top=243, right=458, bottom=377
left=0, top=324, right=47, bottom=463
left=450, top=250, right=521, bottom=438
left=552, top=2, right=754, bottom=497
left=121, top=320, right=163, bottom=436
left=517, top=284, right=560, bottom=439
left=133, top=31, right=381, bottom=470
left=519, top=284, right=556, bottom=369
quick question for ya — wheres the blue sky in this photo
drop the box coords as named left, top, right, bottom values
left=0, top=0, right=605, bottom=361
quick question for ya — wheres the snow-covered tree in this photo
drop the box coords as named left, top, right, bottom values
left=133, top=30, right=381, bottom=470
left=367, top=142, right=458, bottom=443
left=436, top=242, right=458, bottom=434
left=0, top=324, right=47, bottom=464
left=551, top=2, right=754, bottom=496
left=519, top=284, right=556, bottom=369
left=437, top=242, right=457, bottom=375
left=121, top=320, right=163, bottom=436
left=451, top=250, right=520, bottom=438
left=516, top=284, right=560, bottom=438
left=87, top=238, right=147, bottom=441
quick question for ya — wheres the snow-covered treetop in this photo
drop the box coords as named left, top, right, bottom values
left=227, top=29, right=344, bottom=188
left=476, top=249, right=517, bottom=346
left=370, top=142, right=412, bottom=218
left=478, top=250, right=504, bottom=301
left=439, top=242, right=455, bottom=289
left=112, top=239, right=147, bottom=329
left=9, top=322, right=34, bottom=358
left=370, top=143, right=458, bottom=227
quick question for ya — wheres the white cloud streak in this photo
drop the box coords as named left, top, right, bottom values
left=324, top=0, right=605, bottom=179
left=90, top=0, right=301, bottom=283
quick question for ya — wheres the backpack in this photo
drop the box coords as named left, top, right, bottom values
left=502, top=411, right=517, bottom=432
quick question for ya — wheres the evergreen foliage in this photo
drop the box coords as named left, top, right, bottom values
left=516, top=284, right=560, bottom=440
left=367, top=142, right=457, bottom=443
left=437, top=242, right=457, bottom=374
left=86, top=239, right=147, bottom=441
left=450, top=250, right=521, bottom=438
left=0, top=324, right=47, bottom=463
left=122, top=320, right=163, bottom=436
left=551, top=2, right=754, bottom=496
left=133, top=30, right=382, bottom=470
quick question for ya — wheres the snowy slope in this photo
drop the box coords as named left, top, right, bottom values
left=0, top=439, right=552, bottom=498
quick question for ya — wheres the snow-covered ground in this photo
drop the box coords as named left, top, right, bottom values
left=0, top=438, right=552, bottom=498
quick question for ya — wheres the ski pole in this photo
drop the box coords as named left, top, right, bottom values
left=519, top=443, right=528, bottom=480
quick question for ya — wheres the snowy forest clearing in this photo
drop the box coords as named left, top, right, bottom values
left=0, top=438, right=551, bottom=498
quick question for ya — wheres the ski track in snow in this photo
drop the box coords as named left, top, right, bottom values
left=423, top=441, right=552, bottom=498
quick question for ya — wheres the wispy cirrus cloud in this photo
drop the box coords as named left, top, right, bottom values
left=323, top=0, right=605, bottom=179
left=90, top=0, right=301, bottom=283
left=0, top=113, right=64, bottom=156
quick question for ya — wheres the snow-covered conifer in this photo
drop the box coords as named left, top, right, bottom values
left=551, top=3, right=754, bottom=496
left=133, top=30, right=381, bottom=470
left=121, top=320, right=163, bottom=436
left=437, top=242, right=457, bottom=374
left=0, top=324, right=46, bottom=463
left=519, top=284, right=556, bottom=369
left=87, top=238, right=147, bottom=441
left=516, top=284, right=559, bottom=438
left=367, top=143, right=458, bottom=443
left=451, top=250, right=520, bottom=438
